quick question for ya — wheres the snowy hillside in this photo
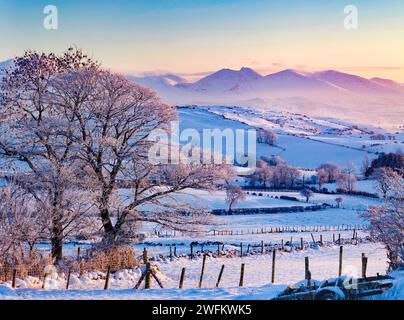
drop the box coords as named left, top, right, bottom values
left=178, top=106, right=403, bottom=170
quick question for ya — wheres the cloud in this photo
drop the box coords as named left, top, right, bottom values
left=342, top=66, right=404, bottom=71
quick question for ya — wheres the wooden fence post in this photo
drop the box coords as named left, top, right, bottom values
left=271, top=250, right=276, bottom=284
left=145, top=262, right=151, bottom=289
left=104, top=265, right=111, bottom=290
left=11, top=269, right=17, bottom=289
left=310, top=233, right=316, bottom=245
left=361, top=253, right=368, bottom=278
left=261, top=241, right=264, bottom=254
left=300, top=238, right=304, bottom=250
left=338, top=246, right=343, bottom=277
left=216, top=265, right=225, bottom=288
left=77, top=247, right=81, bottom=261
left=66, top=269, right=71, bottom=290
left=143, top=247, right=148, bottom=264
left=41, top=272, right=47, bottom=289
left=239, top=264, right=245, bottom=287
left=305, top=257, right=309, bottom=280
left=190, top=244, right=194, bottom=260
left=169, top=245, right=173, bottom=260
left=307, top=270, right=312, bottom=288
left=198, top=254, right=207, bottom=288
left=179, top=267, right=186, bottom=289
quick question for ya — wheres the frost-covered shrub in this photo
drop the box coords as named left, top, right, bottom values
left=362, top=170, right=404, bottom=271
left=71, top=246, right=139, bottom=273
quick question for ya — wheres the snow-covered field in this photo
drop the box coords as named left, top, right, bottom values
left=179, top=106, right=403, bottom=170
left=0, top=242, right=394, bottom=300
left=132, top=187, right=382, bottom=216
left=179, top=108, right=376, bottom=169
left=136, top=188, right=314, bottom=212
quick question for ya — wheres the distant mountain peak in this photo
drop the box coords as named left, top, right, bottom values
left=177, top=67, right=263, bottom=93
left=312, top=69, right=402, bottom=95
left=266, top=69, right=307, bottom=77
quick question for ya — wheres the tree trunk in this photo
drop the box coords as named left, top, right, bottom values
left=228, top=203, right=233, bottom=215
left=100, top=208, right=118, bottom=245
left=51, top=216, right=64, bottom=263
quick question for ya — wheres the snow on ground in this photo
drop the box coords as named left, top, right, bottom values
left=179, top=108, right=373, bottom=169
left=136, top=230, right=370, bottom=259
left=323, top=179, right=378, bottom=194
left=254, top=191, right=382, bottom=210
left=133, top=187, right=382, bottom=214
left=2, top=104, right=398, bottom=299
left=125, top=188, right=315, bottom=213
left=0, top=243, right=389, bottom=300
left=365, top=270, right=404, bottom=300
left=165, top=189, right=313, bottom=210
left=181, top=106, right=403, bottom=171
left=213, top=208, right=366, bottom=229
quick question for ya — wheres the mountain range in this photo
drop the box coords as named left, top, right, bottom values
left=130, top=67, right=404, bottom=104
left=131, top=67, right=404, bottom=129
left=1, top=60, right=403, bottom=128
left=2, top=59, right=403, bottom=101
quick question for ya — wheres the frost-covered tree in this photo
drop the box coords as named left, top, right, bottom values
left=272, top=164, right=300, bottom=189
left=335, top=197, right=343, bottom=208
left=261, top=155, right=286, bottom=167
left=365, top=152, right=404, bottom=177
left=362, top=170, right=404, bottom=271
left=337, top=162, right=357, bottom=192
left=0, top=49, right=98, bottom=262
left=225, top=184, right=246, bottom=214
left=318, top=163, right=340, bottom=183
left=257, top=129, right=278, bottom=146
left=316, top=168, right=328, bottom=190
left=361, top=154, right=372, bottom=176
left=372, top=167, right=396, bottom=198
left=52, top=65, right=232, bottom=245
left=0, top=185, right=48, bottom=258
left=0, top=186, right=32, bottom=263
left=251, top=160, right=273, bottom=187
left=300, top=188, right=314, bottom=202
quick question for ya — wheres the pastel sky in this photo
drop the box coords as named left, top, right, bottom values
left=1, top=0, right=404, bottom=81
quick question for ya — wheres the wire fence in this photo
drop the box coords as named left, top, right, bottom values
left=144, top=224, right=368, bottom=238
left=0, top=235, right=376, bottom=292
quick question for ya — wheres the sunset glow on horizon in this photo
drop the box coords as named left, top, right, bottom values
left=1, top=0, right=404, bottom=82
